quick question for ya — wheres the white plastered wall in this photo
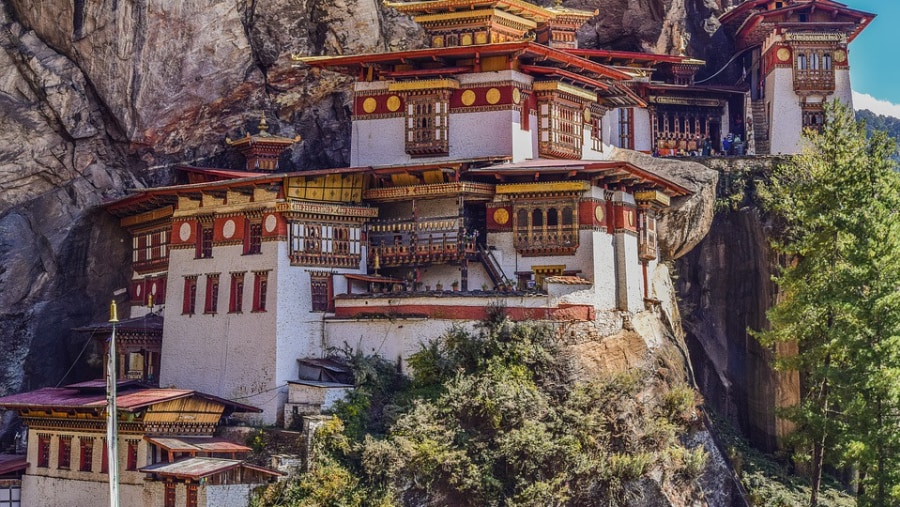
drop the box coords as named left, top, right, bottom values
left=766, top=67, right=803, bottom=154
left=485, top=229, right=596, bottom=286
left=160, top=243, right=279, bottom=423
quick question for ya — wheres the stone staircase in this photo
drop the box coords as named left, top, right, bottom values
left=751, top=100, right=770, bottom=155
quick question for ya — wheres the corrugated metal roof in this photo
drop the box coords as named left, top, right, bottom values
left=0, top=454, right=27, bottom=476
left=140, top=457, right=282, bottom=480
left=296, top=358, right=350, bottom=373
left=145, top=437, right=251, bottom=454
left=0, top=385, right=260, bottom=413
left=287, top=380, right=354, bottom=389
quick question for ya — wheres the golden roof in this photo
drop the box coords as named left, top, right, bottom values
left=384, top=0, right=554, bottom=23
left=225, top=114, right=301, bottom=148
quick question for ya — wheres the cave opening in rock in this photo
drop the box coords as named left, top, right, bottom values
left=73, top=0, right=85, bottom=37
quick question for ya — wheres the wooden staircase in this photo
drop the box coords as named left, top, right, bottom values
left=477, top=244, right=512, bottom=289
left=751, top=100, right=770, bottom=155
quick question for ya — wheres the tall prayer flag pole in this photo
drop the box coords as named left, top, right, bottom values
left=107, top=300, right=120, bottom=507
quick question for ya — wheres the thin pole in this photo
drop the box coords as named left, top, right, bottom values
left=107, top=300, right=120, bottom=507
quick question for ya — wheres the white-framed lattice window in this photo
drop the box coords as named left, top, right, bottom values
left=619, top=107, right=634, bottom=150
left=538, top=97, right=583, bottom=158
left=638, top=210, right=658, bottom=261
left=405, top=91, right=450, bottom=156
left=131, top=227, right=168, bottom=268
left=289, top=222, right=362, bottom=267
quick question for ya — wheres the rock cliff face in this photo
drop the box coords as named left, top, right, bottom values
left=675, top=157, right=798, bottom=453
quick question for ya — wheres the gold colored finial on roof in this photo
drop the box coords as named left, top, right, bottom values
left=555, top=0, right=563, bottom=6
left=258, top=113, right=269, bottom=134
left=109, top=300, right=119, bottom=323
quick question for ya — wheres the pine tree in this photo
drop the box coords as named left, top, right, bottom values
left=759, top=101, right=900, bottom=506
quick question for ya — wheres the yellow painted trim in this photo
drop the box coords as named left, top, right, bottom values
left=120, top=206, right=174, bottom=228
left=533, top=81, right=597, bottom=101
left=388, top=79, right=460, bottom=92
left=634, top=190, right=671, bottom=207
left=496, top=181, right=589, bottom=194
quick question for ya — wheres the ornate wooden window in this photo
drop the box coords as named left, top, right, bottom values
left=101, top=438, right=108, bottom=473
left=197, top=224, right=213, bottom=259
left=187, top=483, right=198, bottom=507
left=182, top=276, right=198, bottom=315
left=79, top=437, right=93, bottom=472
left=538, top=97, right=583, bottom=158
left=37, top=434, right=50, bottom=468
left=310, top=273, right=333, bottom=312
left=589, top=106, right=605, bottom=152
left=289, top=222, right=362, bottom=267
left=164, top=482, right=176, bottom=507
left=58, top=435, right=72, bottom=470
left=638, top=210, right=658, bottom=261
left=619, top=108, right=634, bottom=150
left=252, top=271, right=269, bottom=312
left=204, top=274, right=219, bottom=314
left=229, top=272, right=245, bottom=313
left=132, top=226, right=169, bottom=273
left=126, top=440, right=139, bottom=471
left=244, top=221, right=263, bottom=255
left=405, top=91, right=450, bottom=156
left=513, top=201, right=579, bottom=256
left=801, top=103, right=825, bottom=132
left=793, top=47, right=835, bottom=92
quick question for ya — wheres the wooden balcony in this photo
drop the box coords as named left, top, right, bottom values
left=793, top=70, right=835, bottom=92
left=368, top=216, right=476, bottom=266
left=514, top=226, right=579, bottom=256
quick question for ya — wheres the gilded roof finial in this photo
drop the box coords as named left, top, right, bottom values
left=555, top=0, right=563, bottom=6
left=258, top=112, right=270, bottom=134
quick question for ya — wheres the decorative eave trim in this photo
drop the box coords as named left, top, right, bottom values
left=388, top=79, right=460, bottom=92
left=121, top=206, right=174, bottom=229
left=533, top=81, right=596, bottom=102
left=634, top=190, right=671, bottom=207
left=496, top=181, right=589, bottom=195
left=415, top=8, right=538, bottom=29
left=365, top=182, right=495, bottom=202
left=276, top=201, right=379, bottom=218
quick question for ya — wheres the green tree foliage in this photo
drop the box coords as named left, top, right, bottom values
left=855, top=109, right=900, bottom=161
left=758, top=101, right=900, bottom=506
left=255, top=310, right=707, bottom=507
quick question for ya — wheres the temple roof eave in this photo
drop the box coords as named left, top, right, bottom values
left=297, top=41, right=634, bottom=82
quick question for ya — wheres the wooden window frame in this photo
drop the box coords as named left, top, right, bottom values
left=79, top=437, right=93, bottom=472
left=537, top=95, right=583, bottom=158
left=310, top=274, right=333, bottom=313
left=58, top=435, right=72, bottom=470
left=252, top=271, right=269, bottom=312
left=229, top=272, right=245, bottom=313
left=37, top=434, right=51, bottom=468
left=204, top=274, right=220, bottom=314
left=186, top=483, right=198, bottom=507
left=126, top=440, right=139, bottom=471
left=164, top=481, right=176, bottom=507
left=244, top=221, right=263, bottom=255
left=404, top=91, right=450, bottom=157
left=182, top=276, right=198, bottom=315
left=197, top=224, right=213, bottom=259
left=618, top=107, right=635, bottom=150
left=101, top=438, right=108, bottom=473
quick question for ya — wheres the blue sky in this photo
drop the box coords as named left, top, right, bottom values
left=843, top=0, right=900, bottom=116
